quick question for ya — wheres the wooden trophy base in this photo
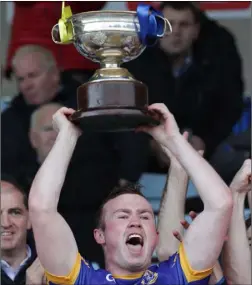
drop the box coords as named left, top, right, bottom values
left=70, top=79, right=158, bottom=132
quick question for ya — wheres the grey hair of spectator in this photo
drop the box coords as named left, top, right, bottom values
left=30, top=103, right=63, bottom=130
left=11, top=44, right=57, bottom=71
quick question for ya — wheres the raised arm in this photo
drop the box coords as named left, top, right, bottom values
left=139, top=103, right=233, bottom=271
left=28, top=107, right=81, bottom=276
left=173, top=212, right=225, bottom=285
left=222, top=159, right=251, bottom=284
left=156, top=134, right=189, bottom=261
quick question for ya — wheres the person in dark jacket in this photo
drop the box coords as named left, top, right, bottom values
left=1, top=175, right=43, bottom=285
left=1, top=45, right=78, bottom=176
left=124, top=1, right=243, bottom=163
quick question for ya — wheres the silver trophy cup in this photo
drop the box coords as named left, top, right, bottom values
left=52, top=5, right=171, bottom=131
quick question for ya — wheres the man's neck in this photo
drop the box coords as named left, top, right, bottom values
left=2, top=246, right=28, bottom=270
left=105, top=260, right=146, bottom=278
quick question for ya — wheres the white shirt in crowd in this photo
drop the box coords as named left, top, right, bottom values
left=1, top=245, right=32, bottom=281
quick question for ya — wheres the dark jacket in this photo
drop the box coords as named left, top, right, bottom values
left=124, top=13, right=244, bottom=158
left=1, top=82, right=78, bottom=176
left=1, top=233, right=37, bottom=285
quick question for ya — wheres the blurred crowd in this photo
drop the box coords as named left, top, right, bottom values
left=1, top=2, right=251, bottom=285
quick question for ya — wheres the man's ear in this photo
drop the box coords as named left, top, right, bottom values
left=94, top=228, right=105, bottom=245
left=26, top=214, right=32, bottom=230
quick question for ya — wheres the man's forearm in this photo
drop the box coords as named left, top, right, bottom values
left=157, top=159, right=188, bottom=261
left=29, top=127, right=79, bottom=212
left=222, top=193, right=251, bottom=284
left=161, top=134, right=231, bottom=210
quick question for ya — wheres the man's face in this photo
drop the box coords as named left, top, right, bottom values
left=14, top=52, right=60, bottom=105
left=1, top=182, right=31, bottom=252
left=160, top=7, right=199, bottom=56
left=95, top=194, right=158, bottom=272
left=30, top=106, right=60, bottom=162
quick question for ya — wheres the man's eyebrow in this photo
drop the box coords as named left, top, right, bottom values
left=137, top=209, right=154, bottom=216
left=8, top=207, right=23, bottom=212
left=113, top=208, right=154, bottom=216
left=113, top=209, right=131, bottom=215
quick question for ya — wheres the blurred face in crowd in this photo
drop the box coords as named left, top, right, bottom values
left=94, top=194, right=158, bottom=274
left=30, top=104, right=61, bottom=163
left=1, top=181, right=31, bottom=254
left=13, top=52, right=60, bottom=105
left=160, top=7, right=200, bottom=56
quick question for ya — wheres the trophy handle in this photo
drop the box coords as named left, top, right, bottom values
left=52, top=24, right=62, bottom=44
left=51, top=22, right=73, bottom=45
left=156, top=15, right=172, bottom=37
left=51, top=1, right=74, bottom=45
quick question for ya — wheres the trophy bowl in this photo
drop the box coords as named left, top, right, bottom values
left=52, top=7, right=171, bottom=132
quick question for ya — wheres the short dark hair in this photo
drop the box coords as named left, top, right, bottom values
left=95, top=183, right=146, bottom=230
left=1, top=174, right=28, bottom=209
left=160, top=1, right=201, bottom=23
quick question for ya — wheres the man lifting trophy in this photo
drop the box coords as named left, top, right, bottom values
left=52, top=2, right=172, bottom=131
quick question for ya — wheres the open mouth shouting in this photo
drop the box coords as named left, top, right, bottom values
left=126, top=233, right=144, bottom=255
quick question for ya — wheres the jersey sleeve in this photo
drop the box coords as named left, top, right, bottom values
left=215, top=277, right=228, bottom=285
left=157, top=243, right=213, bottom=285
left=45, top=253, right=96, bottom=285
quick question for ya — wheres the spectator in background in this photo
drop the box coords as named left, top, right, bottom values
left=210, top=127, right=251, bottom=185
left=1, top=45, right=78, bottom=177
left=29, top=103, right=62, bottom=166
left=124, top=1, right=243, bottom=167
left=1, top=175, right=45, bottom=285
left=4, top=1, right=106, bottom=83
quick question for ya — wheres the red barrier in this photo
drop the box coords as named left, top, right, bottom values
left=199, top=2, right=251, bottom=10
left=126, top=1, right=251, bottom=11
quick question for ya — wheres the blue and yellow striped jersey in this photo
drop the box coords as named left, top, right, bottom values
left=45, top=243, right=212, bottom=285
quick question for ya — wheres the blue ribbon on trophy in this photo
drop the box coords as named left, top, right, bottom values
left=137, top=4, right=172, bottom=46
